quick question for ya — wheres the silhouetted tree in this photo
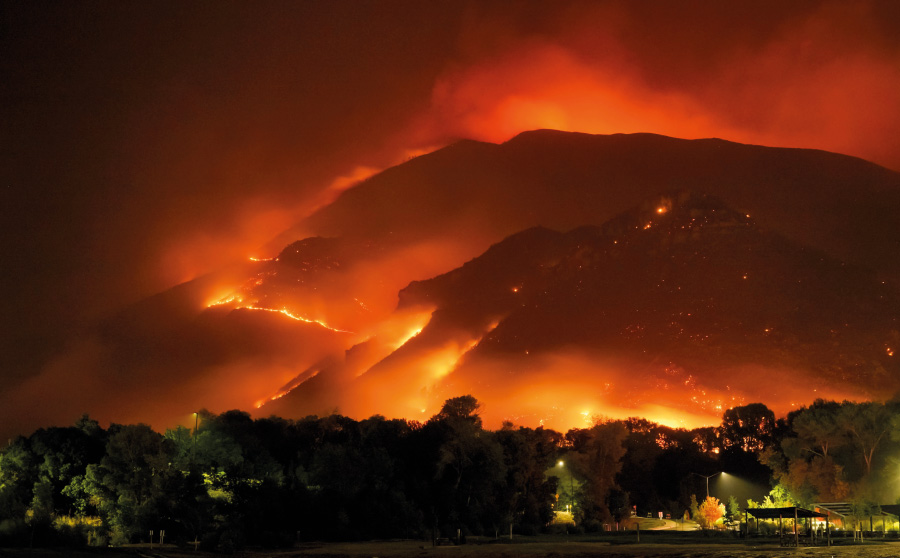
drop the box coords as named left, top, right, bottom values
left=566, top=420, right=628, bottom=526
left=718, top=403, right=775, bottom=452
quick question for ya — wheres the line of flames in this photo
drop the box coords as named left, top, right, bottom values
left=207, top=295, right=352, bottom=334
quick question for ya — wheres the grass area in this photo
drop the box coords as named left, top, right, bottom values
left=7, top=536, right=900, bottom=558
left=7, top=531, right=900, bottom=558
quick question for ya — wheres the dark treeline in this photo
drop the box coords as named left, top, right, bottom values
left=2, top=396, right=899, bottom=550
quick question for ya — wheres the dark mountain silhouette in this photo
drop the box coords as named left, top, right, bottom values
left=409, top=191, right=898, bottom=374
left=283, top=130, right=900, bottom=282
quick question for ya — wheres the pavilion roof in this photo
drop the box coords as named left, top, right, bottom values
left=814, top=502, right=900, bottom=518
left=747, top=507, right=827, bottom=519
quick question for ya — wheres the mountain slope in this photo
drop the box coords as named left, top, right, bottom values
left=265, top=191, right=900, bottom=428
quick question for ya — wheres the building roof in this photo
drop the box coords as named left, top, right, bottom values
left=815, top=502, right=900, bottom=518
left=747, top=507, right=828, bottom=519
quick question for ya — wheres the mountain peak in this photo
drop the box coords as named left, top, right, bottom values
left=601, top=190, right=754, bottom=239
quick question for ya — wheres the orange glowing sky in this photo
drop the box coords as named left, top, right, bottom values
left=3, top=1, right=900, bottom=439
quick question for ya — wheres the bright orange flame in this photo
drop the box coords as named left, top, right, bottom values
left=393, top=325, right=424, bottom=350
left=257, top=370, right=321, bottom=408
left=235, top=305, right=354, bottom=333
left=208, top=292, right=244, bottom=307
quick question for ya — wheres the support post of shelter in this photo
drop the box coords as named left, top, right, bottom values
left=779, top=514, right=783, bottom=545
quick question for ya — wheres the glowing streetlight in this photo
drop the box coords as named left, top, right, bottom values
left=691, top=471, right=724, bottom=499
left=557, top=460, right=575, bottom=510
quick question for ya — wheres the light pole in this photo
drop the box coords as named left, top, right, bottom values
left=691, top=471, right=723, bottom=499
left=191, top=412, right=200, bottom=466
left=558, top=460, right=574, bottom=510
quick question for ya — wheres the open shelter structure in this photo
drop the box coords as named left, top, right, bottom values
left=814, top=502, right=900, bottom=538
left=746, top=506, right=829, bottom=547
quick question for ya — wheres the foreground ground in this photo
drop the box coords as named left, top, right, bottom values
left=5, top=535, right=900, bottom=558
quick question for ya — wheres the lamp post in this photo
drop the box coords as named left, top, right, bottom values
left=191, top=412, right=200, bottom=466
left=691, top=471, right=723, bottom=499
left=558, top=460, right=574, bottom=510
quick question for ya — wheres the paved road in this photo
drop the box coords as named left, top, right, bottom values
left=647, top=519, right=700, bottom=531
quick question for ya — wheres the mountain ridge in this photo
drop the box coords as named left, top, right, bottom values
left=292, top=130, right=900, bottom=282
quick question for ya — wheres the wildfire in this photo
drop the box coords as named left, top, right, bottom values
left=256, top=370, right=321, bottom=408
left=208, top=293, right=244, bottom=307
left=206, top=285, right=353, bottom=333
left=394, top=324, right=425, bottom=350
left=236, top=305, right=353, bottom=333
left=428, top=338, right=481, bottom=382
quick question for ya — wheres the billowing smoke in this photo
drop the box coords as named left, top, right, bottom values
left=409, top=1, right=900, bottom=171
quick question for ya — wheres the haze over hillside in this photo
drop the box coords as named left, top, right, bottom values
left=2, top=131, right=899, bottom=437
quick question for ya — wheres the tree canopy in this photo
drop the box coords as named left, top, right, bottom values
left=3, top=397, right=899, bottom=549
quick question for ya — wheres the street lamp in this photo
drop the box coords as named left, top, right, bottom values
left=558, top=460, right=574, bottom=510
left=691, top=471, right=723, bottom=499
